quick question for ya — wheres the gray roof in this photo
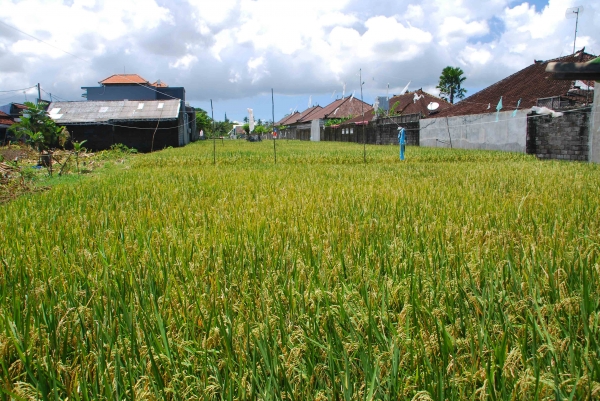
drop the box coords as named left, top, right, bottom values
left=48, top=100, right=180, bottom=124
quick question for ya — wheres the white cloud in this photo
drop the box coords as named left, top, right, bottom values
left=439, top=16, right=489, bottom=39
left=0, top=0, right=599, bottom=121
left=169, top=54, right=198, bottom=70
left=459, top=46, right=492, bottom=65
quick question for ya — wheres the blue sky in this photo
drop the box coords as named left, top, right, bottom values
left=1, top=0, right=597, bottom=123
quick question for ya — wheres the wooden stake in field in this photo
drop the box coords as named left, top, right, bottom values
left=272, top=88, right=276, bottom=164
left=211, top=99, right=215, bottom=165
left=360, top=68, right=366, bottom=163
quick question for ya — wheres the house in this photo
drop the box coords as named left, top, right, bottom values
left=276, top=106, right=322, bottom=140
left=0, top=111, right=15, bottom=144
left=326, top=89, right=451, bottom=145
left=277, top=96, right=371, bottom=141
left=420, top=49, right=597, bottom=152
left=0, top=102, right=27, bottom=121
left=47, top=99, right=187, bottom=152
left=82, top=74, right=196, bottom=144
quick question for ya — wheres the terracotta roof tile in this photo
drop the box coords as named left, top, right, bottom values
left=298, top=97, right=372, bottom=122
left=281, top=106, right=323, bottom=125
left=344, top=90, right=451, bottom=124
left=150, top=80, right=168, bottom=87
left=99, top=74, right=149, bottom=85
left=434, top=50, right=597, bottom=118
left=275, top=111, right=301, bottom=126
left=0, top=111, right=14, bottom=125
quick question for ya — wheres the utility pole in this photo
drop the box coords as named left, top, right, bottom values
left=360, top=69, right=365, bottom=163
left=37, top=83, right=41, bottom=105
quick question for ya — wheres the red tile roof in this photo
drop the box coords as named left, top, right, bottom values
left=279, top=106, right=323, bottom=125
left=99, top=74, right=149, bottom=85
left=344, top=89, right=451, bottom=124
left=275, top=111, right=301, bottom=126
left=150, top=80, right=168, bottom=87
left=434, top=50, right=597, bottom=118
left=298, top=97, right=372, bottom=122
left=0, top=111, right=14, bottom=126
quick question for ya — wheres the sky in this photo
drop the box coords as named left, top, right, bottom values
left=0, top=0, right=598, bottom=123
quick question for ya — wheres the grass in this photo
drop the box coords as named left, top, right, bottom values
left=1, top=140, right=599, bottom=400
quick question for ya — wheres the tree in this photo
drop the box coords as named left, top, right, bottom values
left=9, top=101, right=68, bottom=149
left=9, top=101, right=68, bottom=175
left=195, top=108, right=211, bottom=133
left=436, top=66, right=467, bottom=104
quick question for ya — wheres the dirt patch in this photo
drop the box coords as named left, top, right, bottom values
left=0, top=146, right=38, bottom=163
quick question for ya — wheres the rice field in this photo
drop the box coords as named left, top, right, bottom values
left=1, top=140, right=599, bottom=400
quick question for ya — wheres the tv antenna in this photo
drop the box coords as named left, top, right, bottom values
left=566, top=6, right=584, bottom=54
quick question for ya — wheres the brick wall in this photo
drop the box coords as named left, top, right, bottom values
left=526, top=109, right=590, bottom=161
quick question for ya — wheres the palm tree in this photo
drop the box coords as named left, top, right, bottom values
left=436, top=66, right=467, bottom=104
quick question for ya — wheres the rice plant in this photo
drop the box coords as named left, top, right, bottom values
left=1, top=141, right=599, bottom=400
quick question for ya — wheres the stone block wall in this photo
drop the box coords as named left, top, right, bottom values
left=526, top=109, right=590, bottom=161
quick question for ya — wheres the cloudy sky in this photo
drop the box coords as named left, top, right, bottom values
left=0, top=0, right=598, bottom=122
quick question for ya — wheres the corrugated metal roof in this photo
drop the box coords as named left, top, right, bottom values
left=99, top=74, right=149, bottom=85
left=47, top=100, right=180, bottom=124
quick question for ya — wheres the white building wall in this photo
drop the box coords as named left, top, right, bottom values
left=311, top=119, right=320, bottom=142
left=420, top=110, right=528, bottom=152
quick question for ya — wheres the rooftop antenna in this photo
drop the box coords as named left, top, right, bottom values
left=566, top=6, right=584, bottom=55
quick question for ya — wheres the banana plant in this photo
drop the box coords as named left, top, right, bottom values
left=72, top=140, right=87, bottom=175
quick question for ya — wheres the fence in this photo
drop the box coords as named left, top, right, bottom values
left=323, top=113, right=420, bottom=145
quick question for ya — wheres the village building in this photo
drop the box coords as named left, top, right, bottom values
left=47, top=99, right=186, bottom=152
left=420, top=49, right=596, bottom=152
left=0, top=111, right=16, bottom=144
left=45, top=74, right=197, bottom=151
left=324, top=89, right=451, bottom=145
left=277, top=96, right=371, bottom=141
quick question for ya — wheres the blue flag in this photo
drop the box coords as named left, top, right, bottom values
left=496, top=96, right=503, bottom=122
left=512, top=99, right=521, bottom=117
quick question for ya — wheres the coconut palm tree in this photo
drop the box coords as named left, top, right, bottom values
left=436, top=66, right=467, bottom=104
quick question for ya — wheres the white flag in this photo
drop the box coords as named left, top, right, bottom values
left=308, top=96, right=312, bottom=108
left=343, top=82, right=346, bottom=98
left=247, top=108, right=255, bottom=132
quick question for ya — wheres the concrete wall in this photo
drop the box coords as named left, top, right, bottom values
left=526, top=110, right=590, bottom=161
left=591, top=85, right=600, bottom=163
left=420, top=110, right=528, bottom=152
left=311, top=119, right=320, bottom=141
